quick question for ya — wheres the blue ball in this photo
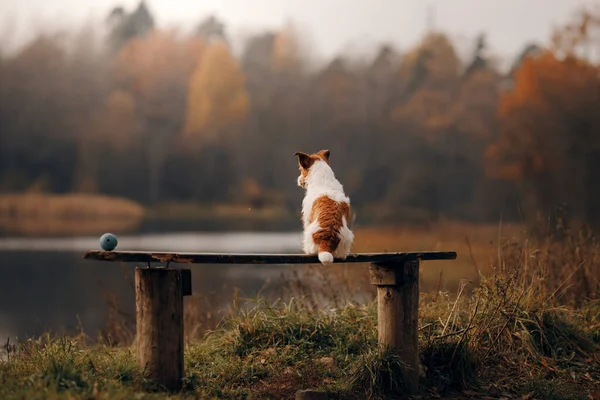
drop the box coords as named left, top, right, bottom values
left=100, top=233, right=118, bottom=251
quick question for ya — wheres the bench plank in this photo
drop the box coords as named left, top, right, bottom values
left=83, top=250, right=456, bottom=264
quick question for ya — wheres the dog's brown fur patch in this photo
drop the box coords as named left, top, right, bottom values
left=310, top=195, right=350, bottom=254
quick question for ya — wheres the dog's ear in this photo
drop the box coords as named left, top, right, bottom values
left=318, top=149, right=330, bottom=162
left=293, top=152, right=313, bottom=169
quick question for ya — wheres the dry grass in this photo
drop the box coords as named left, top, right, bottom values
left=148, top=202, right=292, bottom=221
left=0, top=193, right=145, bottom=235
left=309, top=221, right=524, bottom=296
left=2, top=280, right=599, bottom=399
left=0, top=216, right=144, bottom=236
left=2, top=220, right=600, bottom=399
left=0, top=193, right=145, bottom=219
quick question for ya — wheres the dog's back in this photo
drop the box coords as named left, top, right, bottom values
left=294, top=150, right=354, bottom=264
left=310, top=195, right=352, bottom=263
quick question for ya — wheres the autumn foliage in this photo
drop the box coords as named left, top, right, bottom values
left=1, top=3, right=600, bottom=227
left=184, top=41, right=248, bottom=141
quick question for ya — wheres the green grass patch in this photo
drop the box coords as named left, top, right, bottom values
left=3, top=292, right=600, bottom=399
left=4, top=227, right=600, bottom=399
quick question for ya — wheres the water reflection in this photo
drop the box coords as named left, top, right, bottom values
left=0, top=232, right=303, bottom=343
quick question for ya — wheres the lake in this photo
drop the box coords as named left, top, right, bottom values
left=0, top=231, right=305, bottom=344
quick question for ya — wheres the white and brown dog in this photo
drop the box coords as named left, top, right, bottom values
left=294, top=149, right=354, bottom=264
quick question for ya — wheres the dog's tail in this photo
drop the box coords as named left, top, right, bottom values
left=315, top=229, right=337, bottom=265
left=318, top=251, right=334, bottom=264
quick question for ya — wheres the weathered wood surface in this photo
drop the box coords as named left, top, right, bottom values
left=84, top=250, right=456, bottom=264
left=135, top=268, right=187, bottom=391
left=369, top=263, right=398, bottom=285
left=370, top=260, right=420, bottom=394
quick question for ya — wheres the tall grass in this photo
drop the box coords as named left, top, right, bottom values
left=0, top=193, right=145, bottom=235
left=2, top=222, right=600, bottom=399
left=0, top=194, right=145, bottom=219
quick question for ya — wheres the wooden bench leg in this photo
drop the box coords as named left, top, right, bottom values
left=134, top=267, right=192, bottom=391
left=370, top=260, right=420, bottom=394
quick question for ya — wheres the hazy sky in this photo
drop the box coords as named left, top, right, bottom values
left=0, top=0, right=592, bottom=62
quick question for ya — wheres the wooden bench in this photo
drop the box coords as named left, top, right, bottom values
left=83, top=250, right=457, bottom=393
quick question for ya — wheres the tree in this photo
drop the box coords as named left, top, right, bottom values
left=115, top=29, right=203, bottom=203
left=106, top=1, right=154, bottom=51
left=67, top=23, right=112, bottom=192
left=181, top=40, right=249, bottom=202
left=184, top=41, right=248, bottom=142
left=365, top=44, right=401, bottom=118
left=272, top=21, right=309, bottom=74
left=399, top=32, right=461, bottom=100
left=195, top=15, right=227, bottom=43
left=463, top=33, right=488, bottom=78
left=487, top=50, right=600, bottom=225
left=551, top=5, right=600, bottom=61
left=237, top=26, right=312, bottom=206
left=392, top=32, right=462, bottom=139
left=0, top=35, right=76, bottom=192
left=387, top=32, right=501, bottom=221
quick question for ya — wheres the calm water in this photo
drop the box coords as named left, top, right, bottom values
left=0, top=231, right=303, bottom=343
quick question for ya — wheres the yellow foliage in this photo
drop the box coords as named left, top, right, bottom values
left=399, top=32, right=461, bottom=87
left=102, top=89, right=139, bottom=148
left=185, top=37, right=207, bottom=68
left=184, top=41, right=249, bottom=141
left=272, top=22, right=303, bottom=71
left=391, top=89, right=455, bottom=139
left=391, top=32, right=463, bottom=141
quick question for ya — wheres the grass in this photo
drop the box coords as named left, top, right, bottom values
left=2, top=290, right=599, bottom=399
left=0, top=194, right=298, bottom=235
left=0, top=193, right=145, bottom=236
left=0, top=194, right=145, bottom=219
left=349, top=221, right=524, bottom=293
left=2, top=220, right=600, bottom=399
left=147, top=202, right=293, bottom=222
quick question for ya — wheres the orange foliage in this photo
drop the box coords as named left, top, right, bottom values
left=488, top=51, right=600, bottom=181
left=116, top=29, right=204, bottom=117
left=272, top=22, right=304, bottom=72
left=5, top=4, right=600, bottom=225
left=391, top=32, right=462, bottom=141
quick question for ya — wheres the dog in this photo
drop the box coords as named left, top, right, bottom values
left=294, top=149, right=354, bottom=264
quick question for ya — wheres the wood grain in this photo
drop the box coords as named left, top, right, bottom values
left=135, top=268, right=185, bottom=391
left=84, top=250, right=456, bottom=265
left=371, top=260, right=420, bottom=394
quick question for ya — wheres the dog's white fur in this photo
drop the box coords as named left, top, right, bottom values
left=298, top=159, right=354, bottom=263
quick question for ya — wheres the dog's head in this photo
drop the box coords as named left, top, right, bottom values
left=293, top=149, right=330, bottom=189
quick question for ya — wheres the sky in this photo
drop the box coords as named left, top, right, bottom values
left=0, top=0, right=593, bottom=63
